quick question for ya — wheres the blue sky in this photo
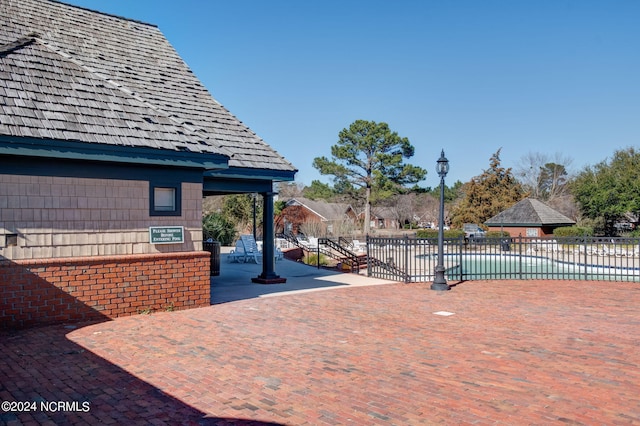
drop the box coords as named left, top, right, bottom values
left=64, top=0, right=639, bottom=188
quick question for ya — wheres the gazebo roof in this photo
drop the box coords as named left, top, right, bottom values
left=485, top=198, right=575, bottom=227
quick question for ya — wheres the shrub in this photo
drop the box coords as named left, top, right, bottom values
left=299, top=220, right=326, bottom=238
left=416, top=229, right=464, bottom=239
left=303, top=253, right=329, bottom=266
left=486, top=231, right=510, bottom=238
left=553, top=226, right=593, bottom=237
left=203, top=212, right=237, bottom=245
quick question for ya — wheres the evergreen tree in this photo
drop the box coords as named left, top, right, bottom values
left=302, top=180, right=335, bottom=201
left=450, top=149, right=527, bottom=228
left=313, top=120, right=426, bottom=234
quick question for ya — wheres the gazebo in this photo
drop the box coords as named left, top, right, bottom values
left=485, top=198, right=575, bottom=237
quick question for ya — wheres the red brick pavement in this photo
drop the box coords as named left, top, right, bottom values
left=1, top=279, right=639, bottom=425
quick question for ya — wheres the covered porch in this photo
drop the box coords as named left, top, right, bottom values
left=204, top=167, right=295, bottom=284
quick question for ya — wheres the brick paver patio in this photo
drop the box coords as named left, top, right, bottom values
left=1, top=279, right=639, bottom=425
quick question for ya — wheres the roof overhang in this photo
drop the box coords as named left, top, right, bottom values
left=485, top=222, right=575, bottom=227
left=205, top=167, right=296, bottom=182
left=203, top=167, right=297, bottom=195
left=0, top=136, right=229, bottom=170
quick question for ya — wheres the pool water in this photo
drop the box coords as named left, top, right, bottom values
left=449, top=254, right=640, bottom=282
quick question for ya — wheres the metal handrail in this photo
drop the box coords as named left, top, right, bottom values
left=319, top=237, right=363, bottom=272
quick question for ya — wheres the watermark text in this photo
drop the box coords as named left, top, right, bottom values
left=1, top=400, right=90, bottom=413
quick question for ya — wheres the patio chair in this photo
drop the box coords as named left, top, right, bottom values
left=599, top=245, right=614, bottom=257
left=614, top=246, right=629, bottom=257
left=586, top=245, right=599, bottom=255
left=299, top=236, right=319, bottom=251
left=348, top=239, right=366, bottom=253
left=228, top=240, right=248, bottom=263
left=275, top=246, right=284, bottom=261
left=240, top=235, right=263, bottom=263
left=227, top=236, right=261, bottom=263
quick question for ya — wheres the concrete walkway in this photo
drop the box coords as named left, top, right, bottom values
left=1, top=268, right=640, bottom=424
left=211, top=254, right=395, bottom=304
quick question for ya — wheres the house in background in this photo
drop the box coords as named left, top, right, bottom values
left=485, top=198, right=576, bottom=237
left=0, top=0, right=296, bottom=328
left=368, top=207, right=401, bottom=230
left=277, top=198, right=358, bottom=236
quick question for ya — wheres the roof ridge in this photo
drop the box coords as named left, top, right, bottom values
left=30, top=35, right=233, bottom=156
left=51, top=0, right=158, bottom=28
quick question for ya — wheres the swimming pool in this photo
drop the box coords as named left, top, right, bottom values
left=448, top=253, right=640, bottom=282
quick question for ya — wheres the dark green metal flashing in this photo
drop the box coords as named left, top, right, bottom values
left=204, top=167, right=297, bottom=195
left=0, top=136, right=229, bottom=170
left=205, top=166, right=297, bottom=182
left=203, top=178, right=273, bottom=195
left=0, top=155, right=204, bottom=183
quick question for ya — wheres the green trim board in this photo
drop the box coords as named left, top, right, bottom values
left=205, top=166, right=297, bottom=182
left=0, top=155, right=205, bottom=183
left=203, top=178, right=273, bottom=195
left=0, top=136, right=229, bottom=170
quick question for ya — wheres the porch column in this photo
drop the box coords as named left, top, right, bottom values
left=252, top=191, right=286, bottom=284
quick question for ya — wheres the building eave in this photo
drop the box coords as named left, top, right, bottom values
left=205, top=167, right=297, bottom=182
left=0, top=136, right=229, bottom=170
left=485, top=222, right=574, bottom=227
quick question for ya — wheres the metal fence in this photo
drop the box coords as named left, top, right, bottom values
left=366, top=235, right=640, bottom=283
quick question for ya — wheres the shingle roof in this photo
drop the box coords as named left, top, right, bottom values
left=286, top=198, right=354, bottom=221
left=370, top=207, right=396, bottom=220
left=0, top=35, right=219, bottom=153
left=485, top=198, right=575, bottom=226
left=0, top=0, right=296, bottom=172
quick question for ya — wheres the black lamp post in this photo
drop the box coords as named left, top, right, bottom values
left=431, top=150, right=450, bottom=291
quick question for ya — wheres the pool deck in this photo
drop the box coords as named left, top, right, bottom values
left=211, top=253, right=396, bottom=304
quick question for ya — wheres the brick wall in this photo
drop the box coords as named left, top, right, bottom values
left=487, top=226, right=554, bottom=237
left=0, top=251, right=210, bottom=329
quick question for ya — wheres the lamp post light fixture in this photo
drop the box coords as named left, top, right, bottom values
left=431, top=149, right=450, bottom=291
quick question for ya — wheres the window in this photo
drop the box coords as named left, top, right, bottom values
left=526, top=228, right=538, bottom=237
left=5, top=233, right=18, bottom=247
left=154, top=187, right=176, bottom=211
left=150, top=184, right=181, bottom=216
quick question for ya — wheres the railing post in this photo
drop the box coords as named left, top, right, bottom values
left=583, top=235, right=588, bottom=281
left=458, top=236, right=463, bottom=281
left=366, top=235, right=370, bottom=277
left=404, top=234, right=410, bottom=283
left=518, top=236, right=523, bottom=280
